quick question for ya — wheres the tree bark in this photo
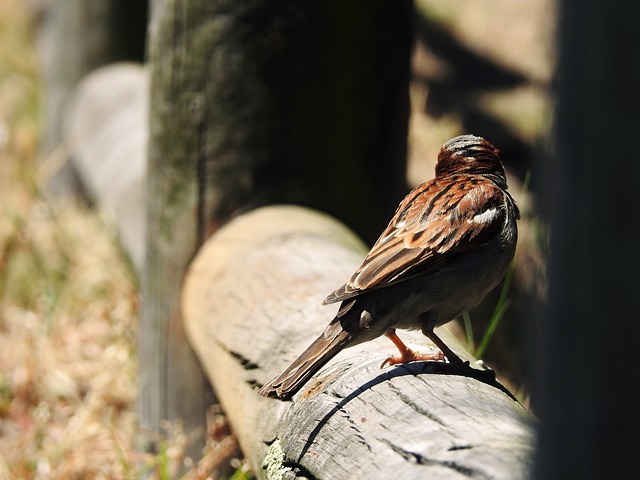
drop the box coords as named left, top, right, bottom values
left=183, top=206, right=534, bottom=479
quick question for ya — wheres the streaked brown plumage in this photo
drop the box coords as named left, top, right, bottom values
left=258, top=135, right=519, bottom=400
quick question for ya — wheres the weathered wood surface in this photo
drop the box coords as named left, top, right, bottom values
left=65, top=62, right=148, bottom=274
left=147, top=0, right=413, bottom=243
left=183, top=205, right=534, bottom=479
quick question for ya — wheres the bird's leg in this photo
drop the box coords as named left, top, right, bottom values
left=380, top=328, right=445, bottom=368
left=421, top=325, right=465, bottom=366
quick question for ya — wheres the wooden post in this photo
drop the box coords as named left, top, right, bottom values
left=183, top=206, right=534, bottom=479
left=144, top=0, right=412, bottom=462
left=38, top=0, right=147, bottom=194
left=64, top=58, right=211, bottom=461
left=534, top=1, right=640, bottom=478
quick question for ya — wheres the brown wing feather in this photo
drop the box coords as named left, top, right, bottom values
left=323, top=175, right=506, bottom=305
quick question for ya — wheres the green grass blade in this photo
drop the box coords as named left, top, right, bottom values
left=462, top=311, right=474, bottom=353
left=475, top=262, right=515, bottom=359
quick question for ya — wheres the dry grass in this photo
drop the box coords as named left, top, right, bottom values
left=0, top=197, right=139, bottom=477
left=0, top=2, right=141, bottom=476
left=0, top=2, right=246, bottom=479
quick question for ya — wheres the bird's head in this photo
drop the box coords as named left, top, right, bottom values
left=435, top=135, right=507, bottom=188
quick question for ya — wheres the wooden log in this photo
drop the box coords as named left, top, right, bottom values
left=65, top=62, right=148, bottom=274
left=183, top=205, right=534, bottom=479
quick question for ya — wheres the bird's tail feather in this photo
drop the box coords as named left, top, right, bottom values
left=257, top=322, right=353, bottom=400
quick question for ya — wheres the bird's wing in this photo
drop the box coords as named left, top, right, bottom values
left=324, top=175, right=507, bottom=304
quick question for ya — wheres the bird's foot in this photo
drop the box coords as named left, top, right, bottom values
left=380, top=348, right=445, bottom=368
left=381, top=329, right=448, bottom=368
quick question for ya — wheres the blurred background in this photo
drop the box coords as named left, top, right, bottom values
left=0, top=0, right=554, bottom=477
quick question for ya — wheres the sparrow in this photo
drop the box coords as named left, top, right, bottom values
left=258, top=134, right=519, bottom=400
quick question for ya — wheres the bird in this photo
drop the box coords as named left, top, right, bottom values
left=258, top=134, right=520, bottom=400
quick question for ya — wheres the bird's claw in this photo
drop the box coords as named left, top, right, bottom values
left=380, top=349, right=446, bottom=369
